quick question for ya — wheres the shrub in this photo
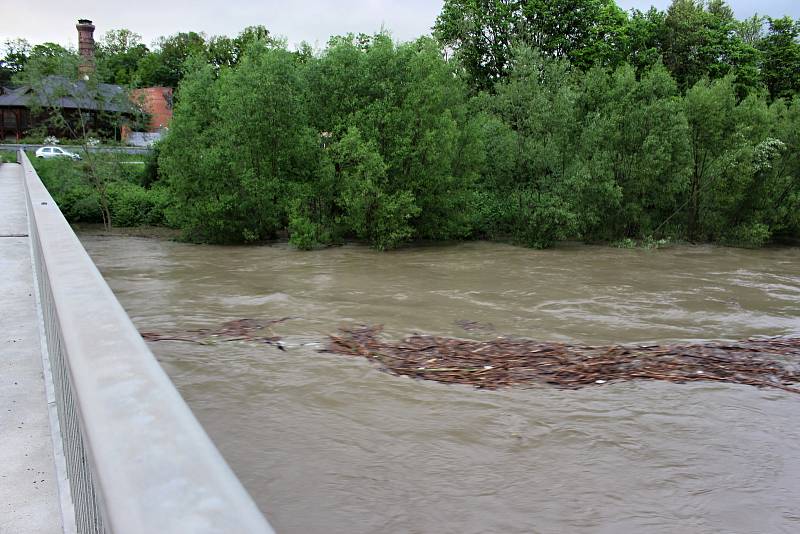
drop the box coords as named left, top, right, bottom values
left=32, top=156, right=169, bottom=227
left=288, top=214, right=321, bottom=250
left=107, top=182, right=169, bottom=227
left=33, top=158, right=105, bottom=222
left=721, top=222, right=772, bottom=248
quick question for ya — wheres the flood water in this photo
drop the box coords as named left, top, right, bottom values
left=78, top=236, right=800, bottom=534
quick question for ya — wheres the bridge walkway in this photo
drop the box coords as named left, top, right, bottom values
left=0, top=162, right=66, bottom=533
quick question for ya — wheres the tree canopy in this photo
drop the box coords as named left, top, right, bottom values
left=4, top=1, right=800, bottom=249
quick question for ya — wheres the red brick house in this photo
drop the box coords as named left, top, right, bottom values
left=124, top=87, right=173, bottom=145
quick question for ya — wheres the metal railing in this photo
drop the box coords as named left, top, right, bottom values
left=19, top=150, right=274, bottom=534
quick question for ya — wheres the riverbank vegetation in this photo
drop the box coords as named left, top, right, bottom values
left=160, top=3, right=800, bottom=249
left=31, top=152, right=170, bottom=228
left=6, top=0, right=800, bottom=249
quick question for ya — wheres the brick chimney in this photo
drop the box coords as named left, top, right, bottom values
left=76, top=19, right=95, bottom=77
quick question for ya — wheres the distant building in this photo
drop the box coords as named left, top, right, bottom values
left=131, top=87, right=173, bottom=131
left=0, top=76, right=135, bottom=141
left=124, top=87, right=173, bottom=146
left=0, top=18, right=172, bottom=144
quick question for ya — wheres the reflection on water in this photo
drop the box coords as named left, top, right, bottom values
left=79, top=236, right=800, bottom=534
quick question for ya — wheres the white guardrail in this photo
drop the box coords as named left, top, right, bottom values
left=19, top=150, right=274, bottom=534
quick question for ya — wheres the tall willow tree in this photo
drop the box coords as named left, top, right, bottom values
left=160, top=35, right=482, bottom=249
left=683, top=76, right=740, bottom=240
left=474, top=48, right=586, bottom=247
left=160, top=47, right=323, bottom=243
left=681, top=76, right=799, bottom=245
left=766, top=99, right=800, bottom=238
left=299, top=34, right=483, bottom=249
left=577, top=62, right=691, bottom=239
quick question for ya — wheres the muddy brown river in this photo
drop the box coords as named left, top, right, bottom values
left=78, top=236, right=800, bottom=534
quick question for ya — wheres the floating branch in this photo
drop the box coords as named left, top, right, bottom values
left=140, top=317, right=296, bottom=349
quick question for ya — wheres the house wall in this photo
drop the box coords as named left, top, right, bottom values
left=130, top=87, right=173, bottom=132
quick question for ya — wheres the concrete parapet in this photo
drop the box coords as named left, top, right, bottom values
left=18, top=151, right=274, bottom=533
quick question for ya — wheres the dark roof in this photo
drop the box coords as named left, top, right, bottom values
left=0, top=76, right=134, bottom=114
left=0, top=85, right=28, bottom=106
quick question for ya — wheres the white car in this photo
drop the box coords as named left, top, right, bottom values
left=35, top=146, right=82, bottom=160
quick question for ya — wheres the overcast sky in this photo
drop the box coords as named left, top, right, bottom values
left=3, top=0, right=799, bottom=51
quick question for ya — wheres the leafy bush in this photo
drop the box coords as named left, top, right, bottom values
left=107, top=182, right=170, bottom=227
left=288, top=214, right=321, bottom=250
left=33, top=158, right=103, bottom=222
left=31, top=155, right=169, bottom=227
left=721, top=222, right=772, bottom=248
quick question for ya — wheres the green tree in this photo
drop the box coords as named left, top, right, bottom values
left=735, top=14, right=765, bottom=45
left=303, top=34, right=482, bottom=247
left=758, top=17, right=800, bottom=100
left=681, top=75, right=788, bottom=242
left=683, top=76, right=738, bottom=239
left=708, top=97, right=800, bottom=244
left=578, top=62, right=691, bottom=239
left=476, top=48, right=585, bottom=247
left=157, top=59, right=221, bottom=237
left=206, top=26, right=280, bottom=71
left=1, top=38, right=31, bottom=85
left=434, top=0, right=627, bottom=91
left=623, top=8, right=667, bottom=74
left=434, top=0, right=522, bottom=91
left=326, top=127, right=419, bottom=250
left=765, top=98, right=800, bottom=238
left=205, top=36, right=236, bottom=71
left=96, top=29, right=149, bottom=86
left=160, top=46, right=323, bottom=243
left=24, top=43, right=79, bottom=77
left=661, top=0, right=761, bottom=95
left=520, top=0, right=628, bottom=69
left=136, top=32, right=207, bottom=87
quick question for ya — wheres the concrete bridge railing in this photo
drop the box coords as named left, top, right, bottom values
left=19, top=150, right=274, bottom=534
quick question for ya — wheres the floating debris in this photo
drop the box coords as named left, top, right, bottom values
left=455, top=319, right=495, bottom=333
left=326, top=325, right=800, bottom=393
left=140, top=317, right=295, bottom=349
